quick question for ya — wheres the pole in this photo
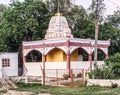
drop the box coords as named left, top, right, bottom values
left=94, top=0, right=104, bottom=65
left=94, top=0, right=99, bottom=65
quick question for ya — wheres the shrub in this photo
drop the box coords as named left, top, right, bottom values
left=76, top=73, right=82, bottom=78
left=111, top=83, right=118, bottom=88
left=63, top=74, right=69, bottom=80
left=71, top=74, right=75, bottom=78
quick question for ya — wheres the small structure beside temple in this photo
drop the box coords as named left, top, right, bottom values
left=22, top=12, right=110, bottom=78
left=0, top=53, right=18, bottom=78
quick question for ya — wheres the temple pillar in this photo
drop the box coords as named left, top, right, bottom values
left=105, top=54, right=109, bottom=59
left=67, top=52, right=71, bottom=77
left=42, top=54, right=46, bottom=86
left=88, top=54, right=92, bottom=71
left=23, top=56, right=28, bottom=84
left=23, top=56, right=26, bottom=63
left=66, top=36, right=71, bottom=77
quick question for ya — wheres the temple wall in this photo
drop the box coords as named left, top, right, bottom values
left=25, top=61, right=104, bottom=77
left=70, top=49, right=78, bottom=61
left=47, top=48, right=64, bottom=62
left=87, top=79, right=120, bottom=87
left=46, top=48, right=78, bottom=62
left=63, top=52, right=66, bottom=61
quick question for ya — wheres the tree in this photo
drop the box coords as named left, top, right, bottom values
left=105, top=53, right=120, bottom=79
left=90, top=53, right=120, bottom=79
left=1, top=0, right=50, bottom=52
left=0, top=4, right=7, bottom=22
left=0, top=4, right=8, bottom=51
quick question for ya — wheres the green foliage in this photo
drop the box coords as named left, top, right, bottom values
left=0, top=0, right=119, bottom=57
left=111, top=83, right=118, bottom=88
left=99, top=22, right=120, bottom=55
left=11, top=84, right=120, bottom=95
left=17, top=82, right=42, bottom=88
left=63, top=74, right=69, bottom=80
left=76, top=73, right=82, bottom=78
left=0, top=90, right=7, bottom=94
left=0, top=0, right=50, bottom=52
left=92, top=53, right=120, bottom=79
left=105, top=53, right=120, bottom=78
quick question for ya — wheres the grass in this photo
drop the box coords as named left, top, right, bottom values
left=10, top=82, right=120, bottom=95
left=0, top=90, right=7, bottom=94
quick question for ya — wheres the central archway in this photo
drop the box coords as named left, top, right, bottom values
left=46, top=48, right=66, bottom=62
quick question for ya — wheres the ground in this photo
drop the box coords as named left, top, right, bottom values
left=0, top=83, right=120, bottom=95
left=2, top=90, right=51, bottom=95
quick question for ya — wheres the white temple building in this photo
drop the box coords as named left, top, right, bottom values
left=22, top=12, right=110, bottom=78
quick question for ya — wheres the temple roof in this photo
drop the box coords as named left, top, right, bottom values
left=45, top=12, right=73, bottom=39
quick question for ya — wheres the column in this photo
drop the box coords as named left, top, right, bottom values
left=88, top=54, right=92, bottom=71
left=42, top=54, right=46, bottom=86
left=23, top=56, right=28, bottom=84
left=66, top=36, right=71, bottom=77
left=105, top=54, right=109, bottom=59
left=67, top=52, right=71, bottom=77
left=23, top=56, right=26, bottom=63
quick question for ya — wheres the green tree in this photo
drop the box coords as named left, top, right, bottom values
left=105, top=53, right=120, bottom=79
left=0, top=4, right=7, bottom=22
left=1, top=0, right=50, bottom=52
left=91, top=53, right=120, bottom=79
left=0, top=4, right=8, bottom=51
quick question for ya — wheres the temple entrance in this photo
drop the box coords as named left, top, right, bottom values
left=78, top=48, right=88, bottom=61
left=71, top=47, right=88, bottom=61
left=92, top=49, right=105, bottom=61
left=26, top=50, right=42, bottom=62
left=46, top=48, right=66, bottom=62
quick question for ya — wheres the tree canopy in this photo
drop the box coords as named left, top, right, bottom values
left=0, top=0, right=50, bottom=51
left=0, top=0, right=119, bottom=57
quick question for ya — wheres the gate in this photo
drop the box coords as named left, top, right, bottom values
left=43, top=69, right=85, bottom=87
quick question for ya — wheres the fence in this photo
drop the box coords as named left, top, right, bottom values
left=43, top=69, right=85, bottom=87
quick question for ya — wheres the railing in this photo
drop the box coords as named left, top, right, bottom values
left=44, top=69, right=85, bottom=87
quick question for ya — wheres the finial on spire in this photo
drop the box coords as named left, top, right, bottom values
left=55, top=0, right=62, bottom=16
left=57, top=0, right=60, bottom=13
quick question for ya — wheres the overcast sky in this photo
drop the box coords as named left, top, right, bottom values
left=0, top=0, right=120, bottom=16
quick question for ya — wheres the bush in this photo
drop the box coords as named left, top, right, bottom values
left=111, top=83, right=118, bottom=88
left=71, top=74, right=75, bottom=78
left=63, top=74, right=69, bottom=80
left=76, top=73, right=82, bottom=78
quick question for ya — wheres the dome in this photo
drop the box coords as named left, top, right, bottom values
left=45, top=12, right=73, bottom=39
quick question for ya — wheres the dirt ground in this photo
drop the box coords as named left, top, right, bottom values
left=2, top=90, right=51, bottom=95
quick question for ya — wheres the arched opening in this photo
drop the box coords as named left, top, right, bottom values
left=92, top=49, right=105, bottom=61
left=46, top=48, right=66, bottom=62
left=78, top=48, right=88, bottom=61
left=26, top=50, right=42, bottom=62
left=71, top=47, right=88, bottom=61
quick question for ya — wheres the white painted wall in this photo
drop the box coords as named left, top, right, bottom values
left=25, top=62, right=42, bottom=76
left=25, top=61, right=104, bottom=77
left=87, top=79, right=120, bottom=87
left=0, top=53, right=18, bottom=77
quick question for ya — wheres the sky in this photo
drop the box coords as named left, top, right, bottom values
left=0, top=0, right=120, bottom=16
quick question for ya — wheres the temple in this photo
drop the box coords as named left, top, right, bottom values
left=22, top=12, right=110, bottom=77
